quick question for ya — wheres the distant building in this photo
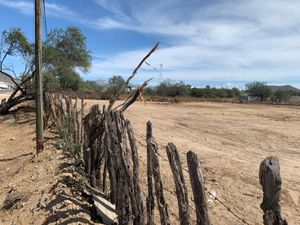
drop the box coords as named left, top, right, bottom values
left=239, top=95, right=261, bottom=102
left=0, top=71, right=16, bottom=90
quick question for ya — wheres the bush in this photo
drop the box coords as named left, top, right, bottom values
left=79, top=80, right=103, bottom=93
left=272, top=90, right=292, bottom=102
left=190, top=86, right=240, bottom=98
left=156, top=80, right=191, bottom=97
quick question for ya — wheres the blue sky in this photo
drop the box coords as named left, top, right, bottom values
left=1, top=0, right=300, bottom=88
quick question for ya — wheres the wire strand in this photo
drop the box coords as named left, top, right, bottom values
left=42, top=0, right=48, bottom=39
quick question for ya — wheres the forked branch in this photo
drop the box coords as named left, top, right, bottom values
left=107, top=42, right=160, bottom=111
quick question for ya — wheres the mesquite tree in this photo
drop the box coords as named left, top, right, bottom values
left=0, top=26, right=91, bottom=114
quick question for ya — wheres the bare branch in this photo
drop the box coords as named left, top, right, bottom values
left=0, top=69, right=21, bottom=91
left=115, top=78, right=153, bottom=112
left=107, top=42, right=159, bottom=110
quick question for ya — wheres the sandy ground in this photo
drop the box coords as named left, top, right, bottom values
left=0, top=93, right=101, bottom=225
left=0, top=92, right=299, bottom=224
left=85, top=99, right=300, bottom=225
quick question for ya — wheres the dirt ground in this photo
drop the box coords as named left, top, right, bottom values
left=0, top=92, right=299, bottom=224
left=0, top=93, right=102, bottom=225
left=86, top=99, right=300, bottom=225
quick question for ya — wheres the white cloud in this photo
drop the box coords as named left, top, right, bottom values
left=2, top=0, right=300, bottom=86
left=0, top=0, right=33, bottom=15
left=0, top=0, right=77, bottom=19
left=87, top=0, right=300, bottom=86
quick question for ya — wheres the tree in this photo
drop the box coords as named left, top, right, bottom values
left=156, top=80, right=191, bottom=97
left=79, top=80, right=103, bottom=93
left=245, top=81, right=272, bottom=101
left=106, top=75, right=127, bottom=95
left=0, top=26, right=91, bottom=114
left=272, top=90, right=292, bottom=103
left=0, top=28, right=33, bottom=75
left=43, top=26, right=91, bottom=91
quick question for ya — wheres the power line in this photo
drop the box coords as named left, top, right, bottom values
left=42, top=0, right=48, bottom=39
left=145, top=61, right=158, bottom=71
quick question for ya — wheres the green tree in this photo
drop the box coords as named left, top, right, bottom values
left=0, top=26, right=92, bottom=114
left=43, top=26, right=91, bottom=91
left=106, top=75, right=127, bottom=95
left=0, top=28, right=33, bottom=75
left=272, top=90, right=292, bottom=102
left=156, top=80, right=191, bottom=97
left=79, top=80, right=103, bottom=93
left=245, top=81, right=272, bottom=101
left=44, top=72, right=60, bottom=92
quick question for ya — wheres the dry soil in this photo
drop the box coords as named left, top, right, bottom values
left=0, top=92, right=299, bottom=225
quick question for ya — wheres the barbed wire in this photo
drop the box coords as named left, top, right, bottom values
left=145, top=61, right=158, bottom=71
left=134, top=136, right=252, bottom=225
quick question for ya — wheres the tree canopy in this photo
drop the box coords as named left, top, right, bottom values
left=245, top=81, right=272, bottom=101
left=0, top=28, right=33, bottom=75
left=106, top=75, right=127, bottom=95
left=43, top=26, right=92, bottom=91
left=1, top=26, right=92, bottom=91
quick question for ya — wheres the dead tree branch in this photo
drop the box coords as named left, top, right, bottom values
left=107, top=42, right=159, bottom=111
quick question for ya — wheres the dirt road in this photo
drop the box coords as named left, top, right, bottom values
left=1, top=93, right=299, bottom=224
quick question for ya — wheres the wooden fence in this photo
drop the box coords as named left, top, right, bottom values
left=45, top=92, right=288, bottom=225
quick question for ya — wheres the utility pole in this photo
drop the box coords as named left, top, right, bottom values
left=35, top=0, right=44, bottom=153
left=160, top=64, right=163, bottom=83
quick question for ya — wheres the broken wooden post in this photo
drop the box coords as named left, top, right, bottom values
left=259, top=156, right=288, bottom=225
left=187, top=151, right=210, bottom=225
left=147, top=121, right=170, bottom=225
left=166, top=143, right=191, bottom=225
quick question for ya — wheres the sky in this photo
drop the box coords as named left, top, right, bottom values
left=1, top=0, right=300, bottom=88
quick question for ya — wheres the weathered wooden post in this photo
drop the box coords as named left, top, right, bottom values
left=147, top=121, right=170, bottom=225
left=166, top=143, right=191, bottom=225
left=259, top=156, right=288, bottom=225
left=146, top=121, right=155, bottom=225
left=35, top=0, right=44, bottom=153
left=187, top=151, right=210, bottom=225
left=127, top=120, right=145, bottom=225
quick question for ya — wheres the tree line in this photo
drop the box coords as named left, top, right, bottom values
left=144, top=81, right=299, bottom=102
left=1, top=27, right=299, bottom=106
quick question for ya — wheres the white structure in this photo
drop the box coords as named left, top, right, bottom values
left=0, top=71, right=15, bottom=90
left=0, top=81, right=10, bottom=89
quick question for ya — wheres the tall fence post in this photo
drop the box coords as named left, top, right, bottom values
left=166, top=143, right=191, bottom=225
left=259, top=156, right=288, bottom=225
left=187, top=151, right=210, bottom=225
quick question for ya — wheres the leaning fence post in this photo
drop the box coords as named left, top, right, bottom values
left=259, top=156, right=288, bottom=225
left=187, top=151, right=210, bottom=225
left=166, top=143, right=191, bottom=225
